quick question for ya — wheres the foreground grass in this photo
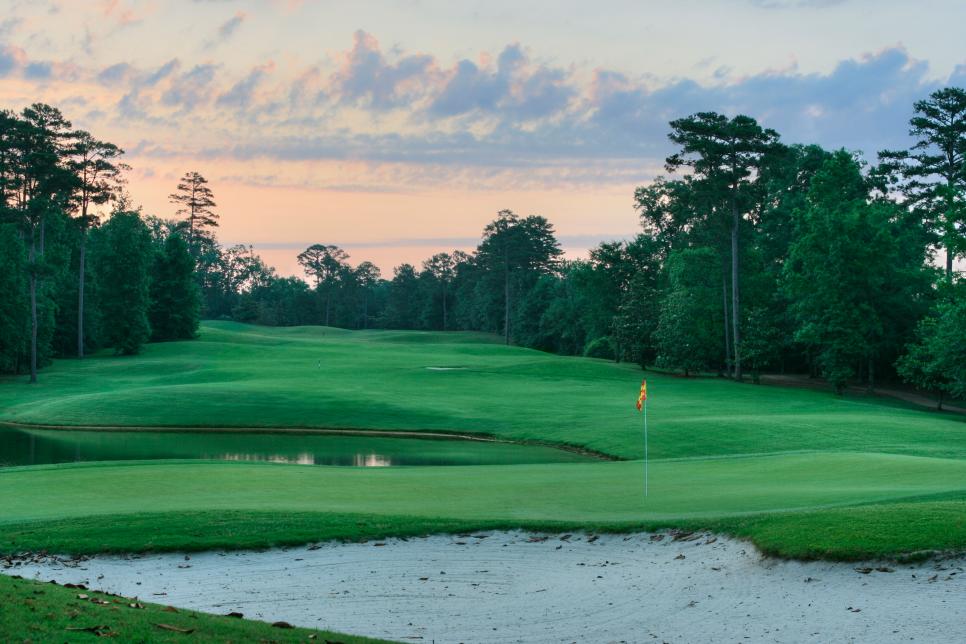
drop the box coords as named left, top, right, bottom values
left=0, top=574, right=388, bottom=642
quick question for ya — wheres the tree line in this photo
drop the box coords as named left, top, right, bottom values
left=0, top=104, right=200, bottom=381
left=2, top=90, right=965, bottom=404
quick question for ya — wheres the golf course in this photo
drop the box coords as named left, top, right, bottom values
left=2, top=321, right=965, bottom=563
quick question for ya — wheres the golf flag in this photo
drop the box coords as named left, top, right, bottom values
left=636, top=379, right=647, bottom=411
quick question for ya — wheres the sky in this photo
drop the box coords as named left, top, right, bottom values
left=2, top=0, right=965, bottom=276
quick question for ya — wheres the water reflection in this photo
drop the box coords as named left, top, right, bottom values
left=0, top=427, right=592, bottom=468
left=220, top=452, right=322, bottom=466
left=354, top=453, right=392, bottom=467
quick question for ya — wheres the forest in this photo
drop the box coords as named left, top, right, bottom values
left=1, top=90, right=964, bottom=401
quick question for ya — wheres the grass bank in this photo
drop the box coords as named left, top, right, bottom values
left=0, top=573, right=388, bottom=642
left=2, top=456, right=965, bottom=560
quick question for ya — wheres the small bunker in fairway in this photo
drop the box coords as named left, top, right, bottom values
left=424, top=366, right=467, bottom=371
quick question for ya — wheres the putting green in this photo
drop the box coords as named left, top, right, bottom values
left=1, top=321, right=965, bottom=559
left=2, top=452, right=965, bottom=523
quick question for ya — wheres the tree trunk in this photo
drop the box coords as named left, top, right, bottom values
left=77, top=229, right=87, bottom=358
left=946, top=243, right=953, bottom=283
left=363, top=293, right=368, bottom=329
left=503, top=248, right=510, bottom=345
left=442, top=285, right=448, bottom=331
left=867, top=354, right=874, bottom=393
left=29, top=271, right=38, bottom=384
left=722, top=268, right=731, bottom=377
left=28, top=218, right=44, bottom=384
left=731, top=198, right=742, bottom=381
left=325, top=294, right=331, bottom=327
left=938, top=391, right=944, bottom=412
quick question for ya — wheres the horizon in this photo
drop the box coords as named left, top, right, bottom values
left=4, top=0, right=966, bottom=276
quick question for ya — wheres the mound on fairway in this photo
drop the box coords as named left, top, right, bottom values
left=1, top=321, right=965, bottom=560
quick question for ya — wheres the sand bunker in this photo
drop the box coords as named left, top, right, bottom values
left=5, top=531, right=964, bottom=643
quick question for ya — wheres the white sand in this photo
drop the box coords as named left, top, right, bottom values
left=4, top=532, right=964, bottom=643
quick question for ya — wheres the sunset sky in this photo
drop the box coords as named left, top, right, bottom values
left=2, top=0, right=964, bottom=276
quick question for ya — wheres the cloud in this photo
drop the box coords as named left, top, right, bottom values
left=0, top=45, right=24, bottom=77
left=218, top=11, right=246, bottom=39
left=329, top=30, right=437, bottom=109
left=0, top=28, right=949, bottom=192
left=161, top=63, right=218, bottom=110
left=23, top=60, right=53, bottom=79
left=97, top=61, right=134, bottom=85
left=0, top=17, right=23, bottom=38
left=144, top=58, right=180, bottom=86
left=428, top=43, right=574, bottom=119
left=216, top=61, right=274, bottom=110
left=204, top=11, right=247, bottom=49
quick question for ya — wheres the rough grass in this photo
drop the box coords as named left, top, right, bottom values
left=0, top=573, right=389, bottom=642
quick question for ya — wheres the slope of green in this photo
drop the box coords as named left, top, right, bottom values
left=0, top=321, right=965, bottom=561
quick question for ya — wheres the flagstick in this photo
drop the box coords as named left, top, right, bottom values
left=643, top=398, right=648, bottom=497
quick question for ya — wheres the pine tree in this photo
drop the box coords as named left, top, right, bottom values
left=880, top=87, right=966, bottom=282
left=168, top=171, right=217, bottom=255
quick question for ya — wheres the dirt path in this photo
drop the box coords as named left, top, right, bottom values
left=5, top=532, right=964, bottom=643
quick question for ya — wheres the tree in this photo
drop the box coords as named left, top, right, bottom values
left=383, top=263, right=421, bottom=329
left=784, top=151, right=930, bottom=393
left=168, top=171, right=217, bottom=254
left=67, top=131, right=126, bottom=358
left=149, top=233, right=200, bottom=341
left=13, top=104, right=76, bottom=382
left=0, top=224, right=28, bottom=373
left=654, top=248, right=722, bottom=376
left=422, top=252, right=458, bottom=330
left=354, top=261, right=381, bottom=329
left=666, top=112, right=782, bottom=380
left=741, top=306, right=782, bottom=384
left=91, top=209, right=153, bottom=355
left=880, top=87, right=966, bottom=282
left=296, top=243, right=349, bottom=326
left=477, top=210, right=562, bottom=344
left=897, top=293, right=966, bottom=408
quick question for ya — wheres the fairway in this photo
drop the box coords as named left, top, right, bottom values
left=2, top=322, right=966, bottom=560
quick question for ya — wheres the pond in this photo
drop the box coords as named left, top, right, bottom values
left=0, top=427, right=593, bottom=468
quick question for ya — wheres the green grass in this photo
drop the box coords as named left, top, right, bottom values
left=1, top=321, right=965, bottom=562
left=0, top=573, right=388, bottom=642
left=3, top=321, right=964, bottom=460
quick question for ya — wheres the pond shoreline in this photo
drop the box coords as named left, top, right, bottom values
left=0, top=421, right=620, bottom=461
